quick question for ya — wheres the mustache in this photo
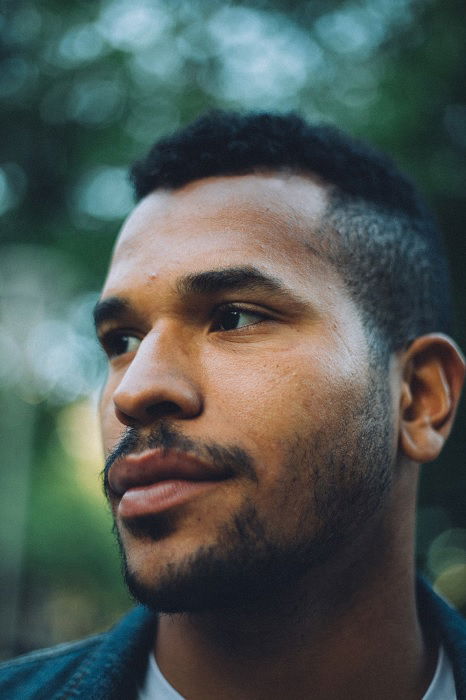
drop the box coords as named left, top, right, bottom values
left=102, top=423, right=257, bottom=497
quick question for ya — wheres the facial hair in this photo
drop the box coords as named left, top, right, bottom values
left=103, top=371, right=394, bottom=614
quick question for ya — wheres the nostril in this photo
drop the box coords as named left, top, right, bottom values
left=145, top=401, right=182, bottom=420
left=114, top=406, right=138, bottom=427
left=113, top=400, right=183, bottom=427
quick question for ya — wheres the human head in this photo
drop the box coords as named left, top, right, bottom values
left=97, top=111, right=464, bottom=613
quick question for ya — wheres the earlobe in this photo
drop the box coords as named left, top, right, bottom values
left=399, top=334, right=465, bottom=464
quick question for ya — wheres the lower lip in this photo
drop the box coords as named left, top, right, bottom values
left=118, top=479, right=220, bottom=518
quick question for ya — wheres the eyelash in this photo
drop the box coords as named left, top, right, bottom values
left=98, top=304, right=272, bottom=359
left=211, top=303, right=270, bottom=331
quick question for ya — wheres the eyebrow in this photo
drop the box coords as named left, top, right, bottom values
left=93, top=296, right=131, bottom=330
left=176, top=266, right=303, bottom=300
left=93, top=265, right=308, bottom=330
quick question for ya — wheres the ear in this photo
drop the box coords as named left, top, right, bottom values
left=399, top=334, right=465, bottom=463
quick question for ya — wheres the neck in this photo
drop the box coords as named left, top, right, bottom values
left=154, top=475, right=436, bottom=700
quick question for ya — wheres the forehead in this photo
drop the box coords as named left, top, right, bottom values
left=103, top=173, right=334, bottom=296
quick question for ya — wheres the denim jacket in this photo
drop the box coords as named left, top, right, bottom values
left=0, top=578, right=465, bottom=699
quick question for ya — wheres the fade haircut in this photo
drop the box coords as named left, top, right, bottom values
left=130, top=110, right=452, bottom=358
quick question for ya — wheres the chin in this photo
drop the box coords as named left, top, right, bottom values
left=117, top=509, right=348, bottom=615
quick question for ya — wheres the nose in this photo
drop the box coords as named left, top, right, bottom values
left=112, top=327, right=203, bottom=427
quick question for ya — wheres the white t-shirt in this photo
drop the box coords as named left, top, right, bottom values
left=138, top=652, right=184, bottom=700
left=422, top=645, right=457, bottom=700
left=138, top=645, right=456, bottom=699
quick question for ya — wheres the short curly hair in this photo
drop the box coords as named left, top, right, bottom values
left=130, top=110, right=452, bottom=356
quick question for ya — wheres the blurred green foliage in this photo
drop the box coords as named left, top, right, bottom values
left=0, top=0, right=465, bottom=656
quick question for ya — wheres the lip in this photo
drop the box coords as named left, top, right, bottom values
left=118, top=479, right=221, bottom=518
left=108, top=448, right=230, bottom=518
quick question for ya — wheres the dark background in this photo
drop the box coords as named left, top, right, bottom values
left=0, top=0, right=465, bottom=658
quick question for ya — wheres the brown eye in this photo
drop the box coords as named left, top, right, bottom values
left=102, top=332, right=141, bottom=358
left=215, top=307, right=265, bottom=331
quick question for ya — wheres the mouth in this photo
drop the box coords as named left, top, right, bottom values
left=107, top=448, right=231, bottom=518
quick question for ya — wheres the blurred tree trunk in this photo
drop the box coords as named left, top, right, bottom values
left=0, top=395, right=35, bottom=658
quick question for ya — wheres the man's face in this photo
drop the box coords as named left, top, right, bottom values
left=97, top=173, right=396, bottom=611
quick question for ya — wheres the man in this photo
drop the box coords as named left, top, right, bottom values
left=0, top=111, right=465, bottom=699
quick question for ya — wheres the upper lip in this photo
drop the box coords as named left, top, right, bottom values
left=107, top=448, right=229, bottom=497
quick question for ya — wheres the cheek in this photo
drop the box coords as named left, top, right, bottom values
left=204, top=344, right=365, bottom=455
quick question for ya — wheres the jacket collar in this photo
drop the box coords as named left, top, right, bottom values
left=417, top=576, right=466, bottom=699
left=56, top=605, right=156, bottom=699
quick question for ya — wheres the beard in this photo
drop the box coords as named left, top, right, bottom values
left=103, top=367, right=394, bottom=614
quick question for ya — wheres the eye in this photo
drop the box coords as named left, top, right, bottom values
left=213, top=306, right=266, bottom=331
left=100, top=331, right=141, bottom=358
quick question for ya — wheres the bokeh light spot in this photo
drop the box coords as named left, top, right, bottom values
left=73, top=166, right=133, bottom=220
left=97, top=0, right=171, bottom=52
